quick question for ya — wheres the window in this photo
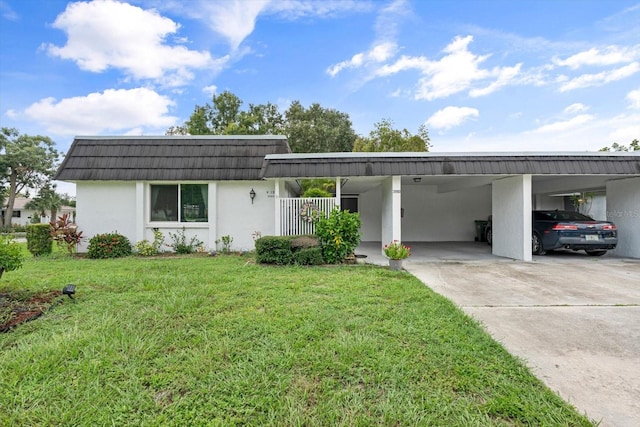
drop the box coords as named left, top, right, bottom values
left=150, top=184, right=208, bottom=222
left=12, top=210, right=21, bottom=218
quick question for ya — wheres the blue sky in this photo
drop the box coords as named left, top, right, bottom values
left=1, top=0, right=639, bottom=164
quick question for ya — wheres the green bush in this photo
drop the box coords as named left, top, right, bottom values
left=290, top=235, right=320, bottom=250
left=134, top=229, right=165, bottom=256
left=87, top=233, right=132, bottom=259
left=302, top=187, right=332, bottom=198
left=315, top=208, right=362, bottom=264
left=26, top=223, right=53, bottom=256
left=168, top=227, right=203, bottom=254
left=255, top=236, right=293, bottom=265
left=293, top=247, right=325, bottom=265
left=0, top=235, right=25, bottom=279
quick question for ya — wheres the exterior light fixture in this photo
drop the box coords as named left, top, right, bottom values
left=62, top=284, right=76, bottom=300
left=413, top=177, right=422, bottom=183
left=249, top=188, right=256, bottom=204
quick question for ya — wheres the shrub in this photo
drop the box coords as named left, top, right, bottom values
left=0, top=235, right=24, bottom=279
left=302, top=187, right=332, bottom=198
left=293, top=247, right=325, bottom=265
left=50, top=213, right=84, bottom=255
left=134, top=229, right=165, bottom=256
left=315, top=208, right=362, bottom=264
left=26, top=223, right=53, bottom=256
left=290, top=235, right=320, bottom=250
left=215, top=235, right=233, bottom=253
left=255, top=236, right=293, bottom=265
left=87, top=233, right=132, bottom=259
left=168, top=227, right=203, bottom=254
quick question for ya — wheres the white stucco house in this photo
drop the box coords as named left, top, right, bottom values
left=2, top=197, right=75, bottom=227
left=54, top=136, right=640, bottom=259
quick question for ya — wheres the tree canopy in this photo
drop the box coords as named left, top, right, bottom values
left=24, top=183, right=68, bottom=223
left=285, top=101, right=356, bottom=153
left=353, top=119, right=430, bottom=152
left=0, top=127, right=60, bottom=228
left=599, top=139, right=639, bottom=152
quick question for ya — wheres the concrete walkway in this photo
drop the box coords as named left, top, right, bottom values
left=356, top=242, right=640, bottom=427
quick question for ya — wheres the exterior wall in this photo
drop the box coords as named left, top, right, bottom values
left=579, top=193, right=606, bottom=220
left=216, top=181, right=276, bottom=251
left=534, top=194, right=564, bottom=211
left=359, top=186, right=382, bottom=241
left=76, top=182, right=137, bottom=251
left=492, top=175, right=532, bottom=261
left=402, top=184, right=491, bottom=241
left=607, top=177, right=640, bottom=258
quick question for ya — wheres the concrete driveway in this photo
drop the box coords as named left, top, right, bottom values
left=357, top=242, right=640, bottom=426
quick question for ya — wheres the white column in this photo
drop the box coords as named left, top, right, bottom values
left=392, top=175, right=402, bottom=242
left=335, top=177, right=341, bottom=209
left=607, top=177, right=640, bottom=258
left=380, top=176, right=402, bottom=251
left=135, top=182, right=144, bottom=243
left=208, top=182, right=217, bottom=250
left=491, top=175, right=532, bottom=261
left=274, top=179, right=281, bottom=236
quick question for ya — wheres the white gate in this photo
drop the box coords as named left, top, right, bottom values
left=279, top=197, right=337, bottom=236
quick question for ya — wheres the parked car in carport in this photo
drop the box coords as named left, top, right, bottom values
left=485, top=210, right=617, bottom=256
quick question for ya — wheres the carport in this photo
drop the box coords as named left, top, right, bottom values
left=260, top=152, right=640, bottom=260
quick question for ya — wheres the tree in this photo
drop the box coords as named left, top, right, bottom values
left=0, top=128, right=60, bottom=228
left=599, top=139, right=639, bottom=152
left=24, top=183, right=67, bottom=222
left=284, top=101, right=357, bottom=153
left=353, top=119, right=430, bottom=152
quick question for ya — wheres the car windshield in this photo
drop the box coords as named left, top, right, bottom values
left=537, top=211, right=594, bottom=221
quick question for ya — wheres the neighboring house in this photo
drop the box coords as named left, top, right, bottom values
left=1, top=197, right=74, bottom=227
left=55, top=136, right=640, bottom=259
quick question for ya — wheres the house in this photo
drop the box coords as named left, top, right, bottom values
left=1, top=197, right=75, bottom=227
left=55, top=136, right=640, bottom=259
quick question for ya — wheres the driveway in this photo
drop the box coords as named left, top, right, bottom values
left=356, top=243, right=640, bottom=425
left=395, top=248, right=640, bottom=427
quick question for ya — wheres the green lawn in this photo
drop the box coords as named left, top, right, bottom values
left=0, top=252, right=593, bottom=426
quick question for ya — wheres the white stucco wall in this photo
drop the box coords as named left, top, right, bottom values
left=534, top=194, right=564, bottom=210
left=359, top=186, right=382, bottom=241
left=579, top=193, right=606, bottom=220
left=216, top=181, right=276, bottom=251
left=607, top=177, right=640, bottom=259
left=492, top=175, right=532, bottom=261
left=401, top=184, right=491, bottom=241
left=76, top=182, right=137, bottom=251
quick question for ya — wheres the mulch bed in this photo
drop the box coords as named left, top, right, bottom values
left=0, top=290, right=63, bottom=333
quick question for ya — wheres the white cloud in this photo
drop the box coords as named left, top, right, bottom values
left=23, top=88, right=177, bottom=135
left=5, top=109, right=17, bottom=118
left=372, top=35, right=520, bottom=101
left=203, top=85, right=218, bottom=97
left=564, top=103, right=589, bottom=114
left=327, top=42, right=397, bottom=77
left=553, top=45, right=640, bottom=69
left=46, top=0, right=218, bottom=86
left=533, top=114, right=594, bottom=133
left=627, top=88, right=640, bottom=109
left=426, top=106, right=479, bottom=130
left=559, top=62, right=640, bottom=92
left=0, top=1, right=19, bottom=21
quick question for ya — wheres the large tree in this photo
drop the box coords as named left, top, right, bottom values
left=353, top=119, right=430, bottom=152
left=0, top=128, right=60, bottom=228
left=284, top=101, right=357, bottom=153
left=599, top=139, right=639, bottom=152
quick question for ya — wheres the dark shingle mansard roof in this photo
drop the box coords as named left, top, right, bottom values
left=55, top=136, right=291, bottom=181
left=259, top=152, right=640, bottom=178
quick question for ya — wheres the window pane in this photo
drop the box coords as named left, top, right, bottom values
left=150, top=185, right=178, bottom=221
left=181, top=184, right=208, bottom=222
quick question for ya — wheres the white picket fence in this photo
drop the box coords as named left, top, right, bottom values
left=279, top=197, right=337, bottom=236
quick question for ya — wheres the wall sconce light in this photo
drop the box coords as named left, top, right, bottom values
left=249, top=188, right=256, bottom=204
left=413, top=177, right=422, bottom=183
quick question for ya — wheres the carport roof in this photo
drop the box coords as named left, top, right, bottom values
left=259, top=152, right=640, bottom=178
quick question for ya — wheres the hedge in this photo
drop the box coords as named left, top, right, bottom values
left=26, top=224, right=53, bottom=256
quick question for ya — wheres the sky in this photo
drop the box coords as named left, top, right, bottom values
left=1, top=0, right=639, bottom=195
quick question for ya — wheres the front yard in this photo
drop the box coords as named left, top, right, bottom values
left=0, top=252, right=593, bottom=425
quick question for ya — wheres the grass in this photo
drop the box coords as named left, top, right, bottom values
left=0, top=249, right=594, bottom=426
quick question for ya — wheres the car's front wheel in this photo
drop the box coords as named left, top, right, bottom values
left=585, top=250, right=607, bottom=256
left=532, top=233, right=544, bottom=255
left=485, top=227, right=492, bottom=246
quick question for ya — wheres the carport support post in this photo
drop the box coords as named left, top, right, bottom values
left=274, top=179, right=281, bottom=236
left=607, top=176, right=640, bottom=258
left=380, top=176, right=402, bottom=251
left=491, top=175, right=532, bottom=261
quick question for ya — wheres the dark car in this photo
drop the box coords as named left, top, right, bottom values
left=485, top=210, right=617, bottom=256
